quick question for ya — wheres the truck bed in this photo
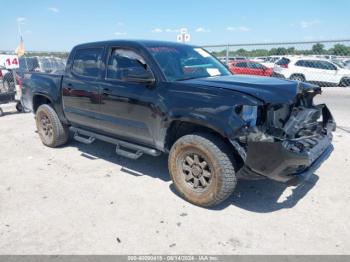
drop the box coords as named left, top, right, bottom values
left=21, top=72, right=63, bottom=112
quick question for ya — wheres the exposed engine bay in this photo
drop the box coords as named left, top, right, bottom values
left=233, top=87, right=336, bottom=185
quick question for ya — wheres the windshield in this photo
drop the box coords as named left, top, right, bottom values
left=147, top=45, right=231, bottom=81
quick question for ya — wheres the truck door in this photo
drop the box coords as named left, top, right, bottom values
left=98, top=47, right=159, bottom=146
left=62, top=47, right=104, bottom=129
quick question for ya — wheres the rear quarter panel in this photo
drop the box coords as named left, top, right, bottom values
left=22, top=72, right=67, bottom=122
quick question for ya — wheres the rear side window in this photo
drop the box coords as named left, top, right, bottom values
left=303, top=60, right=317, bottom=68
left=276, top=57, right=290, bottom=66
left=72, top=48, right=103, bottom=77
left=249, top=62, right=264, bottom=69
left=295, top=60, right=306, bottom=67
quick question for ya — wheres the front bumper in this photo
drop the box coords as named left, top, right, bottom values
left=235, top=104, right=335, bottom=185
left=238, top=135, right=333, bottom=185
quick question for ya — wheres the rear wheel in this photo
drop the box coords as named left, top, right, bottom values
left=290, top=74, right=305, bottom=82
left=168, top=133, right=237, bottom=207
left=35, top=104, right=69, bottom=147
left=339, top=78, right=350, bottom=87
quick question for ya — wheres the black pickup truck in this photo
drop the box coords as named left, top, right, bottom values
left=21, top=40, right=335, bottom=207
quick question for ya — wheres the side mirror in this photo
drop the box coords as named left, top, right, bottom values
left=123, top=69, right=155, bottom=85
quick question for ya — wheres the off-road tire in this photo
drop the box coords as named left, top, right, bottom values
left=290, top=74, right=305, bottom=82
left=35, top=104, right=69, bottom=147
left=168, top=133, right=237, bottom=207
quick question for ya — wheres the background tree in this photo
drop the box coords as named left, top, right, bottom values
left=312, top=43, right=325, bottom=54
left=330, top=44, right=350, bottom=56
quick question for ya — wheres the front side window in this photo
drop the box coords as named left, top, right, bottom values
left=106, top=48, right=150, bottom=80
left=147, top=45, right=230, bottom=81
left=72, top=48, right=103, bottom=77
left=317, top=61, right=337, bottom=70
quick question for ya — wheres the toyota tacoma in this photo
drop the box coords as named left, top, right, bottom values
left=21, top=40, right=335, bottom=207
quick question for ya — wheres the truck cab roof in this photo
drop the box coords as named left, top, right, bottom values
left=73, top=39, right=194, bottom=49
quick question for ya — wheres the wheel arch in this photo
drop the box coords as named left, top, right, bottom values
left=290, top=73, right=306, bottom=81
left=32, top=93, right=53, bottom=113
left=163, top=119, right=244, bottom=167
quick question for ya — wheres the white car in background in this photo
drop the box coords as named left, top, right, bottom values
left=343, top=60, right=350, bottom=69
left=261, top=56, right=282, bottom=68
left=274, top=57, right=350, bottom=87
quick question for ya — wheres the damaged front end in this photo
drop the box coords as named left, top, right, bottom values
left=232, top=84, right=336, bottom=185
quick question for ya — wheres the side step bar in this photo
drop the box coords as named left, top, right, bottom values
left=70, top=127, right=161, bottom=160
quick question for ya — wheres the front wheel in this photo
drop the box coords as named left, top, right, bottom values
left=168, top=133, right=237, bottom=207
left=290, top=74, right=305, bottom=82
left=339, top=78, right=350, bottom=87
left=35, top=104, right=69, bottom=147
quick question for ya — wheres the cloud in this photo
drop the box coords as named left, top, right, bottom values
left=17, top=17, right=27, bottom=24
left=165, top=28, right=179, bottom=33
left=48, top=7, right=59, bottom=13
left=151, top=28, right=163, bottom=33
left=152, top=28, right=180, bottom=33
left=300, top=20, right=320, bottom=29
left=227, top=26, right=251, bottom=32
left=114, top=32, right=127, bottom=36
left=195, top=27, right=211, bottom=33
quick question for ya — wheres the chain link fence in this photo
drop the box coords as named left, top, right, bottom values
left=1, top=40, right=350, bottom=95
left=203, top=39, right=350, bottom=87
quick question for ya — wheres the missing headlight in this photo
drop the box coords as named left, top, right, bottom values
left=240, top=105, right=258, bottom=127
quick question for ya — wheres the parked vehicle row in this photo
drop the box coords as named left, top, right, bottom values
left=0, top=55, right=66, bottom=115
left=220, top=54, right=350, bottom=87
left=273, top=57, right=350, bottom=87
left=217, top=56, right=247, bottom=64
left=228, top=60, right=273, bottom=76
left=1, top=56, right=66, bottom=90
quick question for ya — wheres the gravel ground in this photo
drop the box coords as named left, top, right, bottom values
left=0, top=87, right=349, bottom=254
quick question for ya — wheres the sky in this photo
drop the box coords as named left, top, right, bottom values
left=1, top=0, right=350, bottom=51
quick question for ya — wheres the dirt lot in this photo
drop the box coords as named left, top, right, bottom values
left=0, top=87, right=349, bottom=254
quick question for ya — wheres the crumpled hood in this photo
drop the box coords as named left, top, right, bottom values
left=182, top=75, right=319, bottom=104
